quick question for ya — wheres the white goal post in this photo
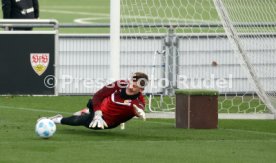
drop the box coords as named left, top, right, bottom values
left=110, top=0, right=276, bottom=117
left=110, top=0, right=121, bottom=80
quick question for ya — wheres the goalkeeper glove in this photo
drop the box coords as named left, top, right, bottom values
left=133, top=104, right=146, bottom=121
left=89, top=110, right=108, bottom=129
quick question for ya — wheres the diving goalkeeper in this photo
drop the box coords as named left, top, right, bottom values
left=40, top=72, right=148, bottom=130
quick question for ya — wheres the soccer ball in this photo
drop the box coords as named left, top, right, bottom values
left=35, top=118, right=56, bottom=138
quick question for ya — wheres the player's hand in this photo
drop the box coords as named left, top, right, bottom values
left=133, top=104, right=146, bottom=121
left=89, top=110, right=108, bottom=129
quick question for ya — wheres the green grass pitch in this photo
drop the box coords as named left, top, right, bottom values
left=1, top=0, right=276, bottom=162
left=1, top=96, right=276, bottom=163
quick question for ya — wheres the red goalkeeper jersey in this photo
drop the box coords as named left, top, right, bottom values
left=92, top=80, right=146, bottom=128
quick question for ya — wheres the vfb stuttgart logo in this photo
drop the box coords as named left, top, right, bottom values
left=30, top=53, right=49, bottom=76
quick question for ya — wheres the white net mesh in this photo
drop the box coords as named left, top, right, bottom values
left=120, top=0, right=276, bottom=113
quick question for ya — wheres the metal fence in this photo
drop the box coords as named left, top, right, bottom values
left=58, top=33, right=276, bottom=95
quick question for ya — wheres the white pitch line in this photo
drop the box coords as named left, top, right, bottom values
left=42, top=6, right=108, bottom=9
left=40, top=9, right=109, bottom=17
left=74, top=17, right=108, bottom=24
left=0, top=105, right=72, bottom=115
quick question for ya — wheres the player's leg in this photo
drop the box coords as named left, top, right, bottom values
left=59, top=114, right=93, bottom=128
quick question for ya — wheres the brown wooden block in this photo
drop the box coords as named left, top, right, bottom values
left=175, top=89, right=218, bottom=129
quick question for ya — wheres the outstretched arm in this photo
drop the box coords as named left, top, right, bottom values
left=133, top=94, right=147, bottom=120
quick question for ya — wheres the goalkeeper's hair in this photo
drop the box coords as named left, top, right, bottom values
left=131, top=72, right=149, bottom=87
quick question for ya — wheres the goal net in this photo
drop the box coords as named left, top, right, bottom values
left=119, top=0, right=276, bottom=115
